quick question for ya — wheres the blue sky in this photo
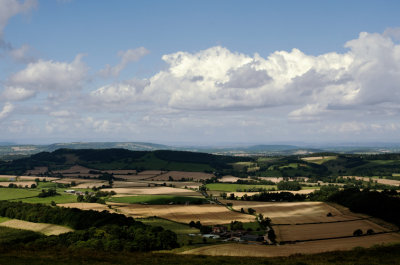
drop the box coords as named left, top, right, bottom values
left=1, top=0, right=400, bottom=145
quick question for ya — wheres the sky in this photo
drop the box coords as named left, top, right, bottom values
left=0, top=0, right=400, bottom=145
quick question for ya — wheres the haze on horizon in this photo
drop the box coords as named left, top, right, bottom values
left=0, top=0, right=400, bottom=145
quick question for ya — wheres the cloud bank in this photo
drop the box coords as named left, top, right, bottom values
left=2, top=30, right=400, bottom=142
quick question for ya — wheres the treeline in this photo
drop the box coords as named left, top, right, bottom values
left=0, top=201, right=135, bottom=229
left=328, top=188, right=400, bottom=227
left=29, top=224, right=178, bottom=252
left=0, top=201, right=179, bottom=251
left=227, top=191, right=307, bottom=202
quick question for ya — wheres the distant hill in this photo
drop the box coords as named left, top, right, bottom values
left=1, top=141, right=400, bottom=160
left=0, top=148, right=252, bottom=175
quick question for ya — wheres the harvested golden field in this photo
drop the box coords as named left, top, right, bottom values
left=270, top=189, right=317, bottom=194
left=343, top=176, right=400, bottom=186
left=145, top=181, right=202, bottom=189
left=0, top=219, right=73, bottom=236
left=73, top=181, right=107, bottom=188
left=222, top=201, right=361, bottom=224
left=115, top=204, right=255, bottom=225
left=0, top=181, right=35, bottom=187
left=148, top=171, right=215, bottom=181
left=182, top=232, right=400, bottom=257
left=219, top=175, right=239, bottom=182
left=58, top=202, right=114, bottom=212
left=18, top=176, right=59, bottom=181
left=112, top=181, right=150, bottom=188
left=102, top=186, right=200, bottom=196
left=275, top=219, right=389, bottom=242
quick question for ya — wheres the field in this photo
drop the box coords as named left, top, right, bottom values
left=343, top=176, right=400, bottom=186
left=275, top=219, right=389, bottom=242
left=223, top=201, right=361, bottom=224
left=108, top=195, right=207, bottom=205
left=206, top=183, right=276, bottom=192
left=113, top=203, right=256, bottom=225
left=0, top=187, right=78, bottom=204
left=103, top=186, right=200, bottom=196
left=58, top=202, right=114, bottom=212
left=182, top=233, right=400, bottom=257
left=219, top=175, right=240, bottom=182
left=0, top=219, right=73, bottom=236
left=301, top=156, right=337, bottom=164
left=148, top=171, right=215, bottom=181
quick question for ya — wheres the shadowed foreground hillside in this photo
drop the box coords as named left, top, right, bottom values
left=1, top=243, right=400, bottom=265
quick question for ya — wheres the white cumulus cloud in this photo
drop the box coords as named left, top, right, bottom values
left=8, top=54, right=88, bottom=92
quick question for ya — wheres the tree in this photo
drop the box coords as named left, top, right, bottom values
left=353, top=229, right=363, bottom=236
left=248, top=208, right=256, bottom=215
left=268, top=229, right=276, bottom=243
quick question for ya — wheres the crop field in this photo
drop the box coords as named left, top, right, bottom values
left=0, top=187, right=39, bottom=200
left=18, top=176, right=60, bottom=181
left=112, top=181, right=149, bottom=188
left=103, top=186, right=200, bottom=196
left=206, top=183, right=276, bottom=192
left=0, top=219, right=73, bottom=236
left=301, top=156, right=337, bottom=164
left=59, top=202, right=115, bottom=212
left=149, top=171, right=215, bottom=181
left=343, top=176, right=400, bottom=186
left=0, top=181, right=36, bottom=187
left=115, top=204, right=255, bottom=225
left=275, top=219, right=389, bottom=242
left=223, top=201, right=360, bottom=224
left=208, top=191, right=261, bottom=198
left=219, top=175, right=240, bottom=182
left=182, top=233, right=400, bottom=257
left=108, top=195, right=207, bottom=205
left=0, top=187, right=78, bottom=204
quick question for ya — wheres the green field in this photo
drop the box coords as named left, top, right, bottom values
left=0, top=217, right=10, bottom=223
left=205, top=183, right=276, bottom=192
left=108, top=195, right=207, bottom=205
left=303, top=156, right=338, bottom=165
left=0, top=187, right=77, bottom=204
left=138, top=217, right=199, bottom=235
left=0, top=187, right=39, bottom=200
